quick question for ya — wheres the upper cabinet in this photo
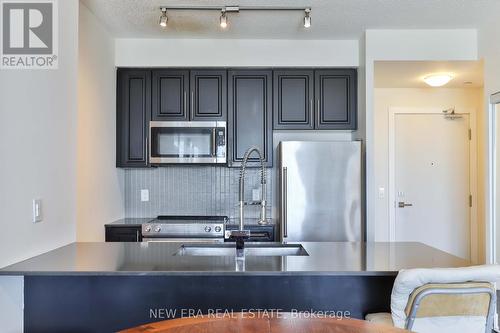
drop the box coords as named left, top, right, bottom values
left=273, top=69, right=357, bottom=130
left=314, top=69, right=357, bottom=130
left=116, top=69, right=151, bottom=168
left=228, top=70, right=273, bottom=167
left=116, top=67, right=358, bottom=168
left=190, top=70, right=227, bottom=121
left=273, top=70, right=314, bottom=130
left=152, top=70, right=189, bottom=121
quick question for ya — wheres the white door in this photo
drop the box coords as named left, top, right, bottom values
left=393, top=112, right=470, bottom=259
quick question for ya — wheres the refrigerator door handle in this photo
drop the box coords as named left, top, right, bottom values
left=282, top=167, right=288, bottom=238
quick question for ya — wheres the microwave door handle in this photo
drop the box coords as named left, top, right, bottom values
left=212, top=128, right=217, bottom=157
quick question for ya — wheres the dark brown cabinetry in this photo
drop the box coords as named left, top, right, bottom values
left=190, top=70, right=227, bottom=121
left=228, top=70, right=273, bottom=167
left=273, top=70, right=314, bottom=130
left=116, top=69, right=151, bottom=168
left=273, top=69, right=357, bottom=130
left=105, top=226, right=141, bottom=242
left=314, top=69, right=357, bottom=130
left=152, top=70, right=189, bottom=121
left=116, top=68, right=358, bottom=168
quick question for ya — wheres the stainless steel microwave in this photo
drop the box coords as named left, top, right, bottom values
left=149, top=121, right=226, bottom=164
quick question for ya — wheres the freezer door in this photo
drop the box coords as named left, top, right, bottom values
left=279, top=141, right=362, bottom=242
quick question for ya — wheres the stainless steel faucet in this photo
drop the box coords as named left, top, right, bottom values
left=238, top=146, right=267, bottom=229
left=229, top=146, right=267, bottom=258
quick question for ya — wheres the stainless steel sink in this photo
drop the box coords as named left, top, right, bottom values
left=174, top=243, right=309, bottom=256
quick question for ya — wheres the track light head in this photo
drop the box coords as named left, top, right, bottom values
left=304, top=8, right=311, bottom=28
left=220, top=10, right=228, bottom=28
left=159, top=8, right=168, bottom=28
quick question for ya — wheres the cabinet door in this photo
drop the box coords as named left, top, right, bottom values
left=273, top=70, right=314, bottom=130
left=116, top=69, right=151, bottom=167
left=314, top=69, right=357, bottom=130
left=105, top=226, right=141, bottom=242
left=228, top=70, right=273, bottom=167
left=152, top=70, right=189, bottom=121
left=190, top=70, right=227, bottom=121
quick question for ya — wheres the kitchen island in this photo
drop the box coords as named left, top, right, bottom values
left=0, top=242, right=468, bottom=332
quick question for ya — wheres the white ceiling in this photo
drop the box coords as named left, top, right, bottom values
left=374, top=61, right=484, bottom=89
left=81, top=0, right=500, bottom=39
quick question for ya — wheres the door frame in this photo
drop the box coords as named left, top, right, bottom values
left=388, top=107, right=477, bottom=262
left=487, top=92, right=500, bottom=264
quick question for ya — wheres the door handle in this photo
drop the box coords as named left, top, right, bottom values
left=398, top=202, right=413, bottom=208
left=282, top=167, right=288, bottom=238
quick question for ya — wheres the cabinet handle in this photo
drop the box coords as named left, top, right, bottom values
left=310, top=99, right=313, bottom=113
left=136, top=230, right=140, bottom=242
left=282, top=167, right=288, bottom=238
left=184, top=91, right=187, bottom=116
left=145, top=134, right=149, bottom=163
left=191, top=91, right=194, bottom=116
left=317, top=98, right=320, bottom=118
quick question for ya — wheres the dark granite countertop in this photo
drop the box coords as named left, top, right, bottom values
left=0, top=242, right=469, bottom=276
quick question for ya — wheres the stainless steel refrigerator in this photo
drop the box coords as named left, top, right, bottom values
left=278, top=141, right=363, bottom=242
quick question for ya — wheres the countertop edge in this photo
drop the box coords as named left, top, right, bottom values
left=0, top=271, right=399, bottom=277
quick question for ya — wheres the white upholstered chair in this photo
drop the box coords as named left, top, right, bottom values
left=365, top=265, right=500, bottom=333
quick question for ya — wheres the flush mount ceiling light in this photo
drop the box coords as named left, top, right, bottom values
left=423, top=74, right=454, bottom=87
left=304, top=8, right=311, bottom=28
left=158, top=5, right=311, bottom=29
left=159, top=7, right=168, bottom=27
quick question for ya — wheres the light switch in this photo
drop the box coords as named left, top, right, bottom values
left=141, top=189, right=149, bottom=202
left=33, top=199, right=42, bottom=223
left=378, top=187, right=385, bottom=198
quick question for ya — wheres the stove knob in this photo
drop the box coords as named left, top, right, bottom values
left=214, top=226, right=222, bottom=233
left=205, top=226, right=212, bottom=233
left=145, top=225, right=152, bottom=233
left=154, top=226, right=161, bottom=233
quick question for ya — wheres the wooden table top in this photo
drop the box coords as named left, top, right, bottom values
left=121, top=313, right=408, bottom=333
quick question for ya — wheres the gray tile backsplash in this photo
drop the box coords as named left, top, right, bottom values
left=124, top=166, right=273, bottom=220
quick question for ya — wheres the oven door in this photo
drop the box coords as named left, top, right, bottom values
left=149, top=121, right=226, bottom=164
left=142, top=237, right=224, bottom=243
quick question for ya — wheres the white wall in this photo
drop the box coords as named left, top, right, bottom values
left=373, top=88, right=484, bottom=261
left=77, top=3, right=124, bottom=241
left=115, top=38, right=359, bottom=67
left=478, top=13, right=500, bottom=264
left=364, top=29, right=479, bottom=242
left=0, top=0, right=79, bottom=268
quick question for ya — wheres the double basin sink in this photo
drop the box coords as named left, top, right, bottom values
left=175, top=243, right=309, bottom=257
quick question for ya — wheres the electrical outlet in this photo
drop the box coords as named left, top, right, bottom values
left=141, top=189, right=149, bottom=202
left=378, top=187, right=385, bottom=198
left=33, top=199, right=42, bottom=223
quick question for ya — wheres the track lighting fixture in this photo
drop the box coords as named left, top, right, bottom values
left=158, top=5, right=311, bottom=30
left=304, top=8, right=311, bottom=28
left=159, top=8, right=168, bottom=27
left=220, top=10, right=228, bottom=28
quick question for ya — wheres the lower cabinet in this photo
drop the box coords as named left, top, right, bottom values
left=105, top=226, right=142, bottom=242
left=224, top=225, right=275, bottom=242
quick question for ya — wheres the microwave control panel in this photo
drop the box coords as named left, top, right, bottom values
left=216, top=129, right=226, bottom=158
